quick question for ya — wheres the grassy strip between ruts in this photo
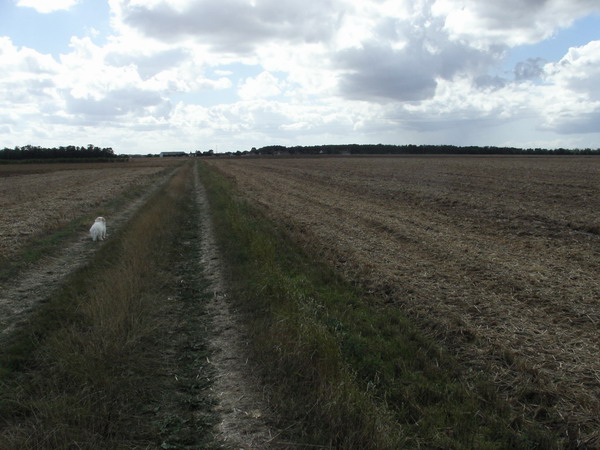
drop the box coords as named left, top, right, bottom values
left=0, top=161, right=216, bottom=448
left=199, top=161, right=562, bottom=449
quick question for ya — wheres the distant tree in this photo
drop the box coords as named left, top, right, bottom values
left=0, top=144, right=118, bottom=160
left=249, top=144, right=600, bottom=156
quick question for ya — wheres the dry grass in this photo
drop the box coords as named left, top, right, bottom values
left=206, top=155, right=600, bottom=446
left=0, top=162, right=201, bottom=448
left=0, top=158, right=181, bottom=259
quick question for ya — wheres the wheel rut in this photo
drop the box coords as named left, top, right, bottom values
left=194, top=162, right=283, bottom=448
left=0, top=171, right=173, bottom=340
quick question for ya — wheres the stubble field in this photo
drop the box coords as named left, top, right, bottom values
left=206, top=155, right=600, bottom=444
left=0, top=159, right=180, bottom=259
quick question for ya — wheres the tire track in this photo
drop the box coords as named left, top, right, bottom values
left=194, top=162, right=283, bottom=448
left=0, top=168, right=178, bottom=340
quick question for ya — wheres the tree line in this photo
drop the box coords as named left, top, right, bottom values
left=246, top=144, right=600, bottom=156
left=0, top=145, right=117, bottom=160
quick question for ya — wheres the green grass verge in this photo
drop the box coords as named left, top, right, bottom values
left=199, top=161, right=562, bottom=449
left=0, top=162, right=216, bottom=448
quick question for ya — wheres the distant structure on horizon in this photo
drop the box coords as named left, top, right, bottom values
left=159, top=151, right=188, bottom=157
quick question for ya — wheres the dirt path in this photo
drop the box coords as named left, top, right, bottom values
left=0, top=160, right=287, bottom=449
left=0, top=161, right=282, bottom=447
left=194, top=162, right=282, bottom=448
left=0, top=169, right=175, bottom=339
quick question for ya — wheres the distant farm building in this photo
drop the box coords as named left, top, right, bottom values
left=160, top=151, right=188, bottom=158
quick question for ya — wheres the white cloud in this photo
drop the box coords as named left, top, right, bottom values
left=380, top=38, right=600, bottom=139
left=0, top=37, right=62, bottom=114
left=432, top=0, right=600, bottom=48
left=402, top=76, right=534, bottom=126
left=545, top=40, right=600, bottom=98
left=17, top=0, right=79, bottom=13
left=538, top=40, right=600, bottom=133
left=3, top=0, right=600, bottom=152
left=238, top=71, right=283, bottom=100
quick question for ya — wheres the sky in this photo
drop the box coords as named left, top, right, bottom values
left=0, top=0, right=599, bottom=154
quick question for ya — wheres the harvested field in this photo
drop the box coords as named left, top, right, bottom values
left=206, top=155, right=600, bottom=445
left=0, top=160, right=181, bottom=258
left=0, top=160, right=278, bottom=448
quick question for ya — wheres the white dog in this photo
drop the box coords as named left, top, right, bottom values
left=90, top=217, right=107, bottom=242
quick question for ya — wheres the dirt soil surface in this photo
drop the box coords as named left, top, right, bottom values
left=194, top=163, right=283, bottom=448
left=206, top=155, right=600, bottom=446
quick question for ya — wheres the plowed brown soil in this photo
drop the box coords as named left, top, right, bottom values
left=206, top=155, right=600, bottom=446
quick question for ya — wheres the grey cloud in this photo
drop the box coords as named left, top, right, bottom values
left=466, top=0, right=551, bottom=30
left=449, top=0, right=600, bottom=45
left=336, top=43, right=437, bottom=102
left=548, top=110, right=600, bottom=134
left=335, top=17, right=496, bottom=103
left=0, top=113, right=16, bottom=125
left=384, top=103, right=507, bottom=133
left=457, top=0, right=598, bottom=31
left=122, top=0, right=341, bottom=53
left=514, top=58, right=546, bottom=80
left=129, top=121, right=172, bottom=131
left=474, top=75, right=507, bottom=89
left=65, top=88, right=167, bottom=121
left=23, top=54, right=59, bottom=74
left=404, top=115, right=507, bottom=133
left=1, top=78, right=56, bottom=103
left=105, top=49, right=188, bottom=79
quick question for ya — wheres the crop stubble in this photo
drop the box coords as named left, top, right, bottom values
left=0, top=160, right=179, bottom=258
left=206, top=156, right=600, bottom=444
